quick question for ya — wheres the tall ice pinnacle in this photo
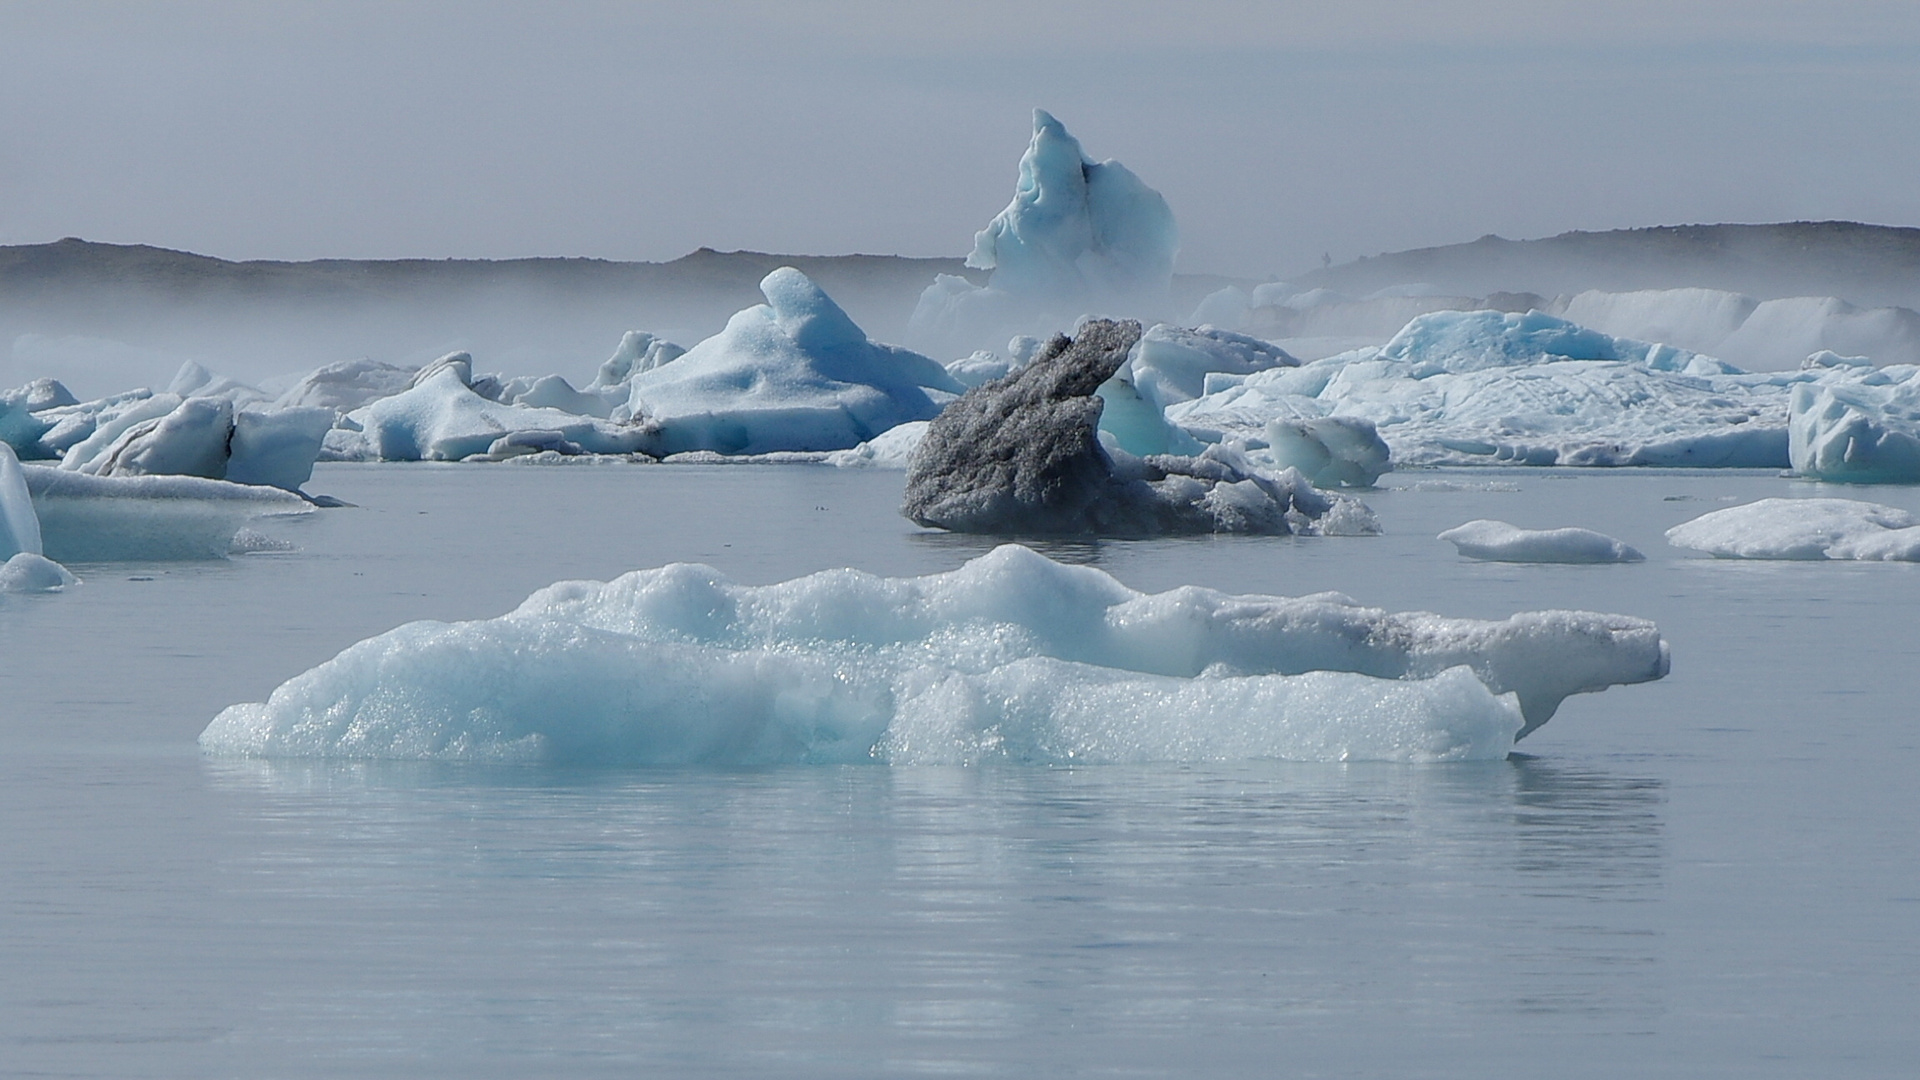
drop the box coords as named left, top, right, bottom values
left=907, top=110, right=1180, bottom=357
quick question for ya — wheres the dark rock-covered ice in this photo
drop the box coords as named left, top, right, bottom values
left=902, top=320, right=1374, bottom=537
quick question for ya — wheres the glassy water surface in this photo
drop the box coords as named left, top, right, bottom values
left=2, top=463, right=1917, bottom=1077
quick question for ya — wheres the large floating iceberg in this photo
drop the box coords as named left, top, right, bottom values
left=201, top=545, right=1669, bottom=764
left=902, top=320, right=1376, bottom=536
left=908, top=110, right=1178, bottom=357
left=1171, top=309, right=1808, bottom=468
left=625, top=268, right=961, bottom=455
left=1666, top=498, right=1920, bottom=560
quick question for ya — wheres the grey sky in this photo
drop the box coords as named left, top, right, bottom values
left=2, top=0, right=1916, bottom=278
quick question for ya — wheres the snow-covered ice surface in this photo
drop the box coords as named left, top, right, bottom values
left=8, top=463, right=1920, bottom=1078
left=1439, top=519, right=1645, bottom=563
left=1665, top=496, right=1920, bottom=560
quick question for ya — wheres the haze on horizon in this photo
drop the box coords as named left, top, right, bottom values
left=2, top=0, right=1918, bottom=280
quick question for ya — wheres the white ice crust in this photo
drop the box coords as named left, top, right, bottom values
left=908, top=111, right=1178, bottom=356
left=1438, top=520, right=1645, bottom=564
left=1666, top=498, right=1920, bottom=560
left=625, top=268, right=960, bottom=455
left=201, top=545, right=1669, bottom=764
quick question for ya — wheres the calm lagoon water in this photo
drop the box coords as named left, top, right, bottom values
left=3, top=462, right=1918, bottom=1077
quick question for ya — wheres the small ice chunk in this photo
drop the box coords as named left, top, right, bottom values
left=0, top=552, right=78, bottom=593
left=1666, top=497, right=1920, bottom=560
left=1260, top=415, right=1391, bottom=488
left=1439, top=520, right=1645, bottom=563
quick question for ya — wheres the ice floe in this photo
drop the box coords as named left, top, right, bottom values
left=200, top=544, right=1670, bottom=764
left=1666, top=498, right=1920, bottom=560
left=1438, top=520, right=1644, bottom=563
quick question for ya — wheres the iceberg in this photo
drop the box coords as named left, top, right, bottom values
left=902, top=320, right=1376, bottom=536
left=53, top=391, right=333, bottom=492
left=350, top=355, right=655, bottom=461
left=1170, top=309, right=1805, bottom=469
left=1438, top=520, right=1645, bottom=563
left=200, top=544, right=1670, bottom=764
left=624, top=268, right=960, bottom=455
left=907, top=110, right=1178, bottom=356
left=0, top=443, right=44, bottom=560
left=1666, top=497, right=1920, bottom=560
left=1788, top=371, right=1920, bottom=483
left=23, top=466, right=311, bottom=561
left=0, top=385, right=58, bottom=459
left=0, top=444, right=78, bottom=591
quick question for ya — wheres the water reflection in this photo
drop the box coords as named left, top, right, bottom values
left=197, top=756, right=1668, bottom=1069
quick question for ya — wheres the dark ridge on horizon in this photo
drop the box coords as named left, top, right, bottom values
left=1295, top=221, right=1920, bottom=308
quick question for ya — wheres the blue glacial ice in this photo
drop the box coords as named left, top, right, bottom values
left=1666, top=498, right=1920, bottom=560
left=199, top=545, right=1669, bottom=764
left=908, top=110, right=1178, bottom=357
left=1438, top=520, right=1645, bottom=564
left=623, top=267, right=961, bottom=455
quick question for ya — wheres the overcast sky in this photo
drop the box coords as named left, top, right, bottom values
left=2, top=0, right=1916, bottom=278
